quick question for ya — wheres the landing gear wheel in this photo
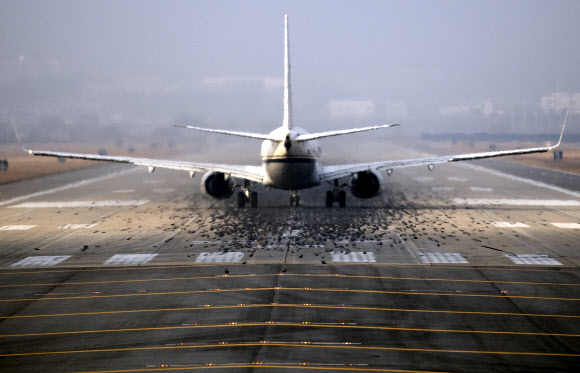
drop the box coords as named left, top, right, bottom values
left=250, top=191, right=258, bottom=208
left=338, top=190, right=346, bottom=208
left=237, top=191, right=246, bottom=208
left=326, top=191, right=334, bottom=207
left=289, top=191, right=300, bottom=207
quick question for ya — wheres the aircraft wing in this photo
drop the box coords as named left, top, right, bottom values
left=24, top=149, right=265, bottom=183
left=320, top=113, right=567, bottom=181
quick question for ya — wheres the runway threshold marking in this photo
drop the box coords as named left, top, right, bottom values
left=418, top=253, right=468, bottom=264
left=1, top=287, right=578, bottom=302
left=0, top=263, right=577, bottom=276
left=1, top=342, right=578, bottom=358
left=504, top=254, right=563, bottom=266
left=2, top=303, right=578, bottom=320
left=453, top=198, right=580, bottom=206
left=10, top=256, right=71, bottom=267
left=71, top=366, right=450, bottom=373
left=103, top=254, right=158, bottom=266
left=1, top=273, right=578, bottom=288
left=1, top=321, right=578, bottom=339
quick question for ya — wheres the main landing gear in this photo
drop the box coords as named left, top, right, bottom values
left=237, top=180, right=258, bottom=208
left=290, top=190, right=300, bottom=207
left=326, top=179, right=346, bottom=208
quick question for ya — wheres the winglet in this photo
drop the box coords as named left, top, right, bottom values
left=9, top=113, right=30, bottom=153
left=548, top=110, right=568, bottom=150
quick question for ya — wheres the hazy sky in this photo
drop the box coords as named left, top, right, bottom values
left=1, top=0, right=578, bottom=134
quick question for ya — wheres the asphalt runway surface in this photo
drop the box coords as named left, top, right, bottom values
left=0, top=150, right=579, bottom=372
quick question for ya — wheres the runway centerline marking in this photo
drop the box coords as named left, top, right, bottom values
left=2, top=321, right=577, bottom=338
left=2, top=303, right=577, bottom=320
left=0, top=168, right=139, bottom=206
left=470, top=187, right=493, bottom=192
left=1, top=287, right=578, bottom=302
left=59, top=224, right=98, bottom=230
left=9, top=200, right=149, bottom=208
left=0, top=225, right=37, bottom=231
left=1, top=342, right=578, bottom=358
left=551, top=223, right=580, bottom=229
left=0, top=273, right=578, bottom=288
left=492, top=222, right=530, bottom=228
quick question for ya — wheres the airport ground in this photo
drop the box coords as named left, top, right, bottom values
left=0, top=143, right=578, bottom=372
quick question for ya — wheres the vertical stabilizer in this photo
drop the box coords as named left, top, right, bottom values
left=283, top=14, right=293, bottom=130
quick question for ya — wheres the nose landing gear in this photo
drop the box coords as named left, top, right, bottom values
left=290, top=190, right=300, bottom=207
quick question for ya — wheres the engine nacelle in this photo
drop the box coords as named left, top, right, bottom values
left=200, top=171, right=234, bottom=199
left=350, top=170, right=383, bottom=199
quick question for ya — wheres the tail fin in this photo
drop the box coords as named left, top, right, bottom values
left=283, top=14, right=293, bottom=131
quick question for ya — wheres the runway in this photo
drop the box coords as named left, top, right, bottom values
left=0, top=150, right=579, bottom=372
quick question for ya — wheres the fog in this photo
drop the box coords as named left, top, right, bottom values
left=1, top=0, right=579, bottom=144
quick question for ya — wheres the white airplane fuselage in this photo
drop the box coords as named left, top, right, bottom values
left=260, top=126, right=321, bottom=190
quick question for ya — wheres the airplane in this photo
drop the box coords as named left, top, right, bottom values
left=13, top=15, right=568, bottom=208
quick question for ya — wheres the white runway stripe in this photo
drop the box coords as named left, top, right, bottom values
left=432, top=186, right=454, bottom=191
left=0, top=225, right=37, bottom=230
left=113, top=189, right=135, bottom=193
left=103, top=254, right=158, bottom=265
left=492, top=222, right=530, bottom=228
left=195, top=252, right=244, bottom=263
left=419, top=252, right=469, bottom=264
left=59, top=224, right=98, bottom=230
left=331, top=251, right=376, bottom=263
left=458, top=163, right=580, bottom=198
left=153, top=188, right=175, bottom=193
left=9, top=200, right=149, bottom=208
left=551, top=223, right=580, bottom=229
left=447, top=177, right=468, bottom=182
left=11, top=256, right=71, bottom=267
left=453, top=198, right=580, bottom=206
left=0, top=168, right=139, bottom=207
left=470, top=187, right=493, bottom=192
left=414, top=176, right=434, bottom=183
left=504, top=254, right=562, bottom=266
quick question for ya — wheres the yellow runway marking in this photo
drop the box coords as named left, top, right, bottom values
left=0, top=263, right=577, bottom=276
left=1, top=321, right=578, bottom=338
left=0, top=273, right=577, bottom=288
left=0, top=304, right=577, bottom=320
left=72, top=365, right=450, bottom=373
left=1, top=342, right=578, bottom=358
left=0, top=287, right=578, bottom=302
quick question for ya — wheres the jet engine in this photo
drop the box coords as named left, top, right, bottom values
left=350, top=170, right=383, bottom=199
left=201, top=171, right=234, bottom=199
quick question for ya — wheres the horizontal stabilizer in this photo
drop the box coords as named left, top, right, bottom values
left=294, top=123, right=400, bottom=142
left=175, top=125, right=280, bottom=141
